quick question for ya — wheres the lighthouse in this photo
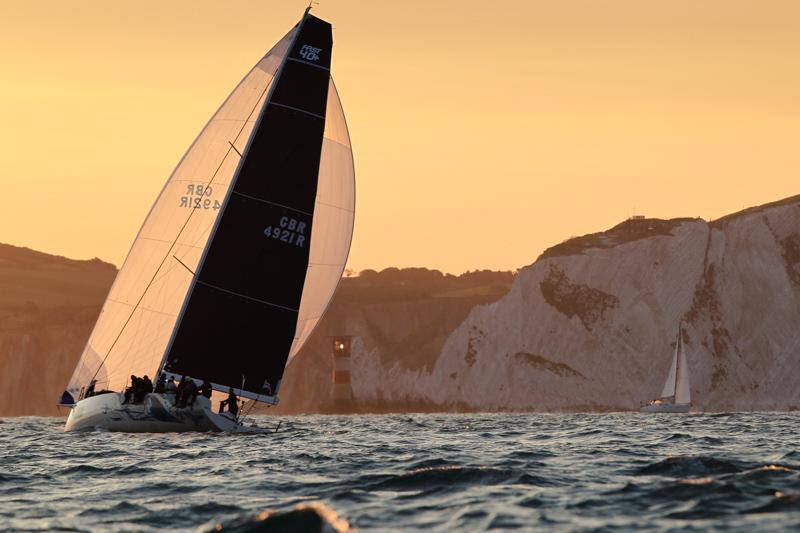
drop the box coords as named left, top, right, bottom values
left=331, top=336, right=353, bottom=403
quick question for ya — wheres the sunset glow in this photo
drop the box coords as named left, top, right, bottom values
left=1, top=0, right=798, bottom=273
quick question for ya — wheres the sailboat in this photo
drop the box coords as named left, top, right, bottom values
left=640, top=322, right=691, bottom=413
left=60, top=8, right=355, bottom=432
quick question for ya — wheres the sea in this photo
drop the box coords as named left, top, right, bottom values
left=2, top=413, right=799, bottom=531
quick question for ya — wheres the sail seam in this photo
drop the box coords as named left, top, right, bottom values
left=315, top=199, right=355, bottom=214
left=287, top=56, right=330, bottom=71
left=308, top=261, right=347, bottom=267
left=138, top=235, right=205, bottom=248
left=107, top=298, right=178, bottom=318
left=323, top=136, right=351, bottom=149
left=270, top=101, right=325, bottom=120
left=233, top=190, right=314, bottom=217
left=195, top=280, right=299, bottom=312
left=232, top=190, right=313, bottom=216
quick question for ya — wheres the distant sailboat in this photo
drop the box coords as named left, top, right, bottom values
left=60, top=8, right=355, bottom=432
left=640, top=323, right=691, bottom=413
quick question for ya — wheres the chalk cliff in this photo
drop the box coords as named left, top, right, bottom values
left=338, top=195, right=800, bottom=412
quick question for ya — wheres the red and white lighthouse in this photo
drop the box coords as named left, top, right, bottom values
left=331, top=336, right=353, bottom=401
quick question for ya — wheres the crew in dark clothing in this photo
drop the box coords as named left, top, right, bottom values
left=183, top=379, right=198, bottom=408
left=133, top=375, right=152, bottom=404
left=155, top=373, right=167, bottom=394
left=85, top=380, right=97, bottom=399
left=219, top=388, right=239, bottom=417
left=124, top=375, right=139, bottom=404
left=199, top=379, right=212, bottom=399
left=175, top=376, right=187, bottom=407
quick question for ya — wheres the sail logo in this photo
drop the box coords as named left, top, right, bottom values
left=299, top=44, right=322, bottom=62
left=264, top=215, right=306, bottom=247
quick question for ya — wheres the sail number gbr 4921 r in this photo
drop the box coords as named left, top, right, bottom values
left=264, top=216, right=307, bottom=248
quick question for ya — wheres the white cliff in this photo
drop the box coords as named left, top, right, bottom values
left=349, top=196, right=800, bottom=411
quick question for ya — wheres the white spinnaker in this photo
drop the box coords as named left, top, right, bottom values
left=287, top=78, right=355, bottom=362
left=659, top=334, right=679, bottom=399
left=674, top=336, right=691, bottom=404
left=64, top=30, right=296, bottom=401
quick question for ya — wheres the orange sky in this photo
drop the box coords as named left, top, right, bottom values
left=1, top=1, right=798, bottom=274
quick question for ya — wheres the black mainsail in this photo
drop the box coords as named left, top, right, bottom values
left=62, top=10, right=354, bottom=406
left=163, top=14, right=332, bottom=400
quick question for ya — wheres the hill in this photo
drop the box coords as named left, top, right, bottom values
left=0, top=244, right=116, bottom=416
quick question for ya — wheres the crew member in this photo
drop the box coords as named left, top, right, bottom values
left=219, top=388, right=239, bottom=417
left=155, top=373, right=167, bottom=394
left=124, top=375, right=139, bottom=404
left=199, top=379, right=212, bottom=399
left=142, top=375, right=154, bottom=395
left=175, top=376, right=187, bottom=407
left=183, top=379, right=198, bottom=408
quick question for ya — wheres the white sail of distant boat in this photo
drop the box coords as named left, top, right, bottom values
left=640, top=322, right=691, bottom=413
left=60, top=8, right=354, bottom=433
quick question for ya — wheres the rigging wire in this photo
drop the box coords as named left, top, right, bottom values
left=238, top=397, right=260, bottom=427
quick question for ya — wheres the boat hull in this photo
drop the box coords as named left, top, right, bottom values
left=64, top=393, right=266, bottom=433
left=639, top=402, right=691, bottom=413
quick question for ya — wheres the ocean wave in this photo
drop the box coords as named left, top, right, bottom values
left=197, top=502, right=351, bottom=533
left=364, top=465, right=548, bottom=492
left=77, top=501, right=148, bottom=517
left=636, top=455, right=746, bottom=477
left=0, top=472, right=31, bottom=483
left=56, top=463, right=155, bottom=477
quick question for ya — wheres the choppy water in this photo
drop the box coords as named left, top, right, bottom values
left=2, top=413, right=800, bottom=531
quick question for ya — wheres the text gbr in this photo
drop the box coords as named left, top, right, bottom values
left=179, top=184, right=221, bottom=210
left=264, top=216, right=306, bottom=247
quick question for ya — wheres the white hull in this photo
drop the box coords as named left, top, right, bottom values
left=64, top=393, right=270, bottom=433
left=639, top=402, right=691, bottom=413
